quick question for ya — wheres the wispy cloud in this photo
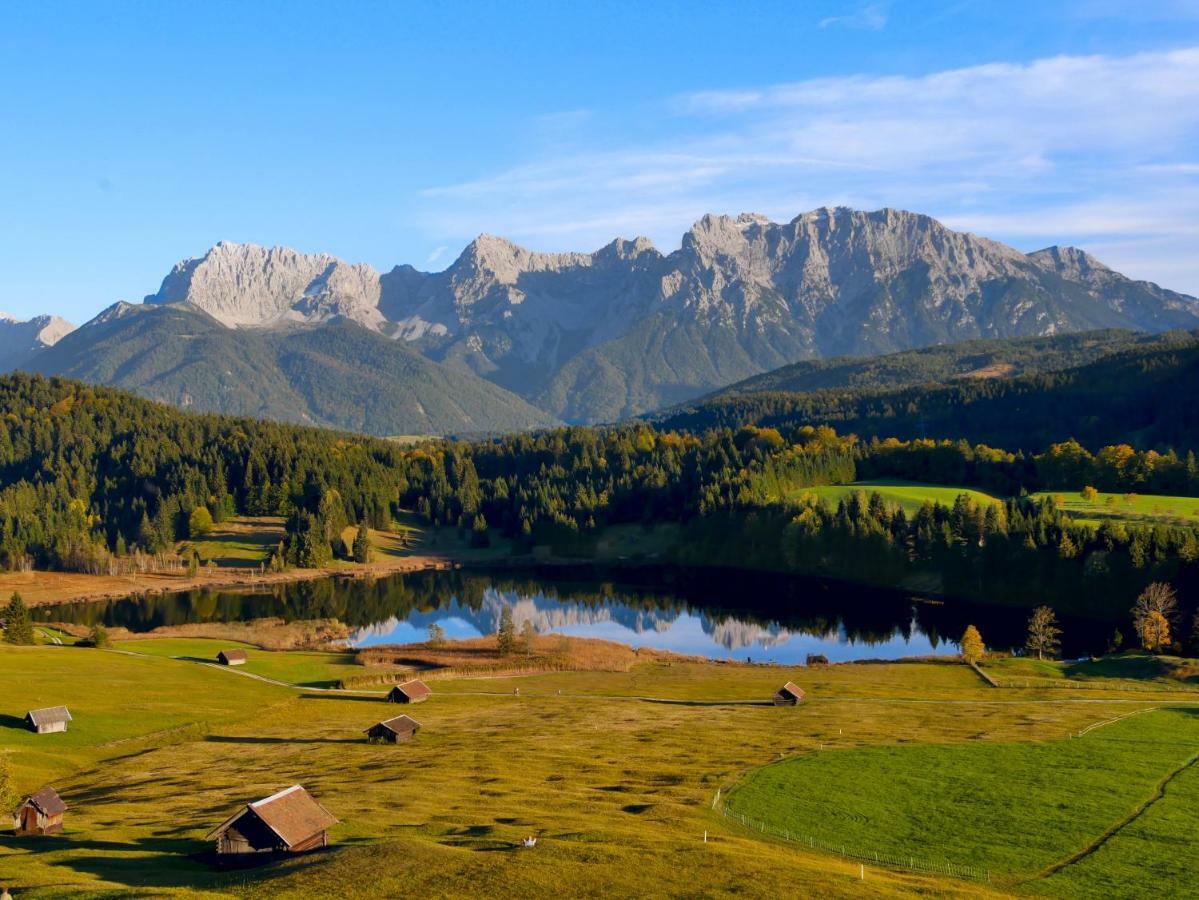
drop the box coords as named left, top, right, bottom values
left=417, top=46, right=1199, bottom=294
left=424, top=245, right=449, bottom=267
left=819, top=3, right=889, bottom=30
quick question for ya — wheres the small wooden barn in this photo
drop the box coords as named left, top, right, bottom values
left=387, top=679, right=431, bottom=704
left=773, top=682, right=805, bottom=706
left=217, top=649, right=248, bottom=666
left=12, top=787, right=67, bottom=835
left=25, top=706, right=72, bottom=734
left=206, top=785, right=338, bottom=856
left=805, top=653, right=829, bottom=667
left=365, top=714, right=421, bottom=744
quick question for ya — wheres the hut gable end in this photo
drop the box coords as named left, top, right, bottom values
left=207, top=785, right=338, bottom=855
left=25, top=706, right=72, bottom=733
left=387, top=679, right=431, bottom=703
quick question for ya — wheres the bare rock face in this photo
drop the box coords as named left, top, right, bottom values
left=145, top=241, right=385, bottom=330
left=81, top=207, right=1199, bottom=422
left=0, top=313, right=75, bottom=371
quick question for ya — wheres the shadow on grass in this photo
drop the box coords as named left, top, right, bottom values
left=0, top=713, right=30, bottom=731
left=204, top=735, right=364, bottom=745
left=299, top=693, right=387, bottom=703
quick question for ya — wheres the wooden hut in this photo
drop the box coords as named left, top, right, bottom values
left=206, top=785, right=338, bottom=856
left=387, top=679, right=431, bottom=704
left=12, top=787, right=67, bottom=835
left=773, top=682, right=805, bottom=706
left=805, top=653, right=829, bottom=667
left=25, top=706, right=71, bottom=734
left=365, top=714, right=421, bottom=744
left=217, top=649, right=248, bottom=666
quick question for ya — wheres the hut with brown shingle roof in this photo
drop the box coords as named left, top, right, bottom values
left=206, top=785, right=338, bottom=856
left=217, top=649, right=248, bottom=666
left=773, top=682, right=805, bottom=706
left=365, top=714, right=421, bottom=744
left=387, top=679, right=431, bottom=704
left=12, top=787, right=67, bottom=835
left=25, top=706, right=72, bottom=734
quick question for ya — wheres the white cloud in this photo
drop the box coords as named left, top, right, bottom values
left=417, top=46, right=1199, bottom=294
left=819, top=3, right=888, bottom=30
left=424, top=245, right=449, bottom=267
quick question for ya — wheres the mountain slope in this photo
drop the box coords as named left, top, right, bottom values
left=19, top=206, right=1199, bottom=425
left=649, top=331, right=1199, bottom=452
left=27, top=304, right=556, bottom=435
left=692, top=329, right=1174, bottom=397
left=0, top=313, right=75, bottom=371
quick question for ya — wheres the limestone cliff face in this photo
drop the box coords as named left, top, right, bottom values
left=145, top=241, right=385, bottom=330
left=60, top=207, right=1199, bottom=422
left=0, top=313, right=75, bottom=371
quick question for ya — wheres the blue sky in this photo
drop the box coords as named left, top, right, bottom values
left=3, top=0, right=1199, bottom=323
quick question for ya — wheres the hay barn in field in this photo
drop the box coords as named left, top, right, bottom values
left=387, top=679, right=431, bottom=704
left=774, top=682, right=805, bottom=706
left=365, top=714, right=421, bottom=744
left=25, top=706, right=71, bottom=734
left=217, top=649, right=247, bottom=666
left=206, top=785, right=337, bottom=856
left=12, top=788, right=67, bottom=835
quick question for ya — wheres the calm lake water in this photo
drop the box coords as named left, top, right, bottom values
left=34, top=566, right=1110, bottom=663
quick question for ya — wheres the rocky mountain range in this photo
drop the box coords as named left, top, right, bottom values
left=0, top=313, right=75, bottom=372
left=8, top=207, right=1199, bottom=432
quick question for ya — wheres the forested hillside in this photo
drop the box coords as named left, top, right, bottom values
left=26, top=304, right=556, bottom=436
left=652, top=335, right=1199, bottom=452
left=2, top=373, right=1196, bottom=619
left=703, top=330, right=1181, bottom=397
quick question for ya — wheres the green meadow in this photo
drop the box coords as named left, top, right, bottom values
left=3, top=642, right=1199, bottom=897
left=793, top=479, right=1002, bottom=514
left=1030, top=489, right=1199, bottom=527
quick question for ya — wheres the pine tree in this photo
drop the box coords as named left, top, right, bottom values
left=496, top=606, right=516, bottom=655
left=960, top=625, right=984, bottom=665
left=353, top=522, right=371, bottom=563
left=521, top=619, right=536, bottom=656
left=3, top=592, right=35, bottom=644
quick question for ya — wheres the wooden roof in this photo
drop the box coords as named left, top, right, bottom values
left=389, top=679, right=431, bottom=701
left=777, top=681, right=804, bottom=699
left=367, top=714, right=421, bottom=736
left=26, top=706, right=72, bottom=727
left=207, top=785, right=338, bottom=848
left=23, top=787, right=67, bottom=816
left=218, top=649, right=248, bottom=661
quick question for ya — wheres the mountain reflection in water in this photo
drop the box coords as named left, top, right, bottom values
left=34, top=566, right=1110, bottom=663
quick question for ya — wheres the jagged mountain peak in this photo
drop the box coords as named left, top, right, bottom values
left=0, top=312, right=76, bottom=371
left=145, top=240, right=383, bottom=329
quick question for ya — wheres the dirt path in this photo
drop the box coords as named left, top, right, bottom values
left=1031, top=750, right=1199, bottom=882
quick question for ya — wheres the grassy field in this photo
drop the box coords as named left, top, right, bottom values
left=792, top=479, right=1002, bottom=514
left=724, top=708, right=1199, bottom=890
left=3, top=643, right=1198, bottom=897
left=1031, top=489, right=1199, bottom=527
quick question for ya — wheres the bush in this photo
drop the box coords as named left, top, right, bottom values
left=87, top=624, right=110, bottom=648
left=188, top=506, right=214, bottom=537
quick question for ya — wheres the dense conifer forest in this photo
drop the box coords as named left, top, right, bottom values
left=651, top=335, right=1199, bottom=451
left=2, top=372, right=1196, bottom=620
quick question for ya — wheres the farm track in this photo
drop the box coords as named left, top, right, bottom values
left=1031, top=750, right=1199, bottom=882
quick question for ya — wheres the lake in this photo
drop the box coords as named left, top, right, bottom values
left=34, top=565, right=1112, bottom=663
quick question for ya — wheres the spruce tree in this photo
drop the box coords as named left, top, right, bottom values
left=353, top=522, right=371, bottom=563
left=496, top=606, right=516, bottom=655
left=3, top=592, right=35, bottom=645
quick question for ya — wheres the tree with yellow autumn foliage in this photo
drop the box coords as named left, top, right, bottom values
left=960, top=625, right=985, bottom=665
left=1140, top=610, right=1171, bottom=653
